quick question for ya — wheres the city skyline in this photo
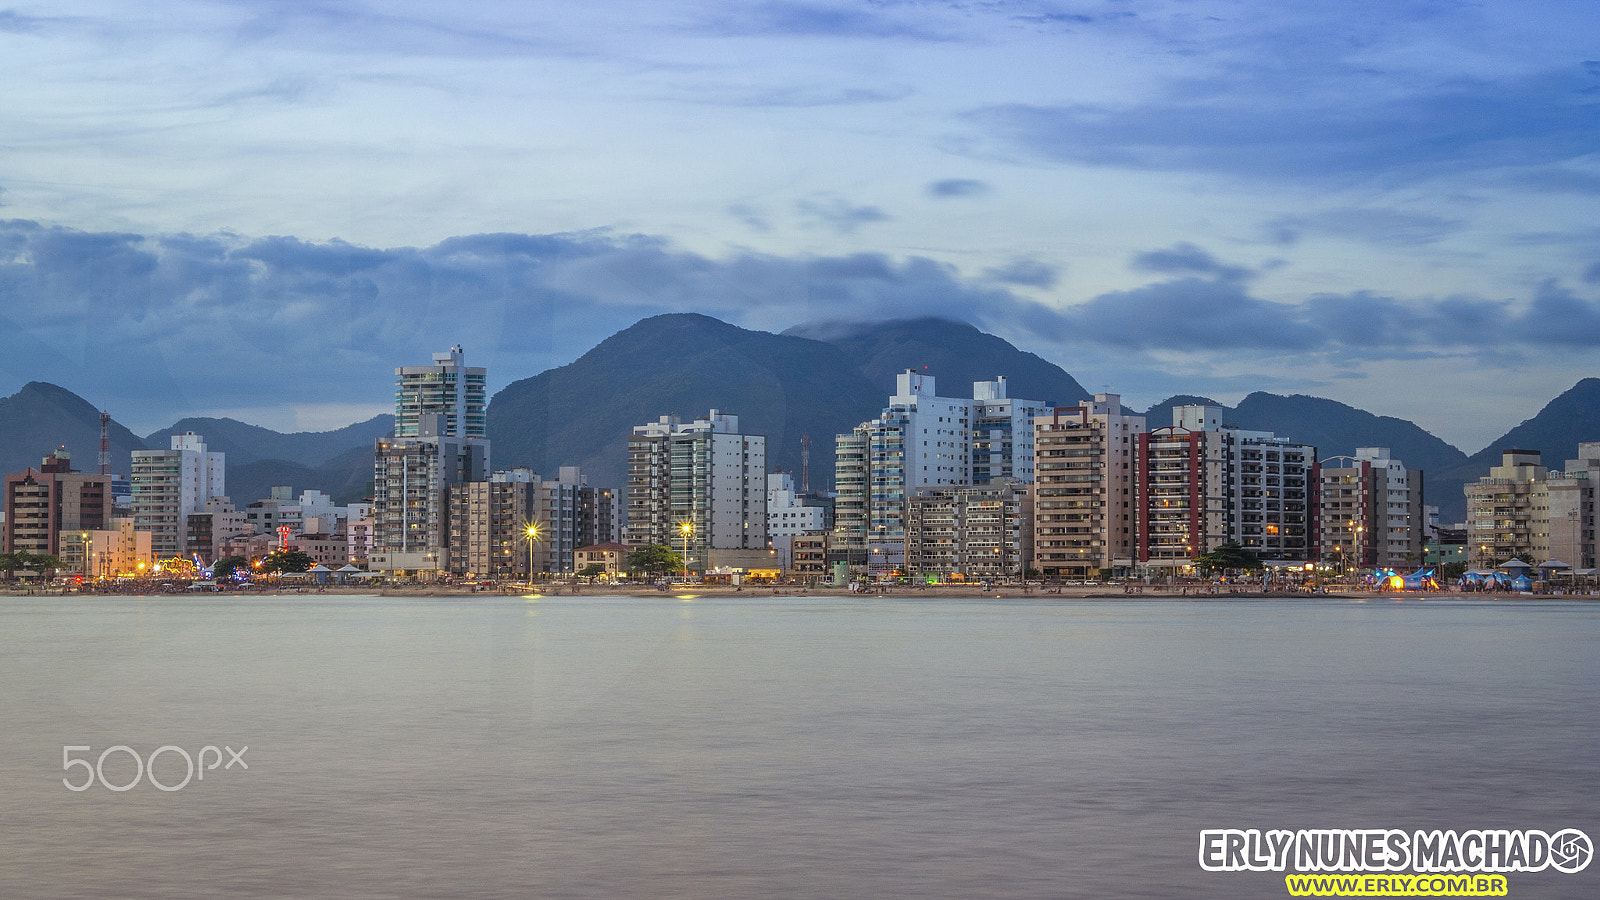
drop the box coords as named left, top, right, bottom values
left=3, top=1, right=1599, bottom=450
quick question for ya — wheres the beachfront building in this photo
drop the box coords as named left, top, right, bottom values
left=574, top=542, right=631, bottom=577
left=4, top=448, right=113, bottom=562
left=372, top=347, right=492, bottom=578
left=1033, top=394, right=1146, bottom=580
left=1546, top=443, right=1600, bottom=571
left=1315, top=448, right=1424, bottom=571
left=131, top=433, right=225, bottom=557
left=625, top=410, right=767, bottom=574
left=904, top=482, right=1029, bottom=581
left=833, top=372, right=1046, bottom=573
left=1464, top=450, right=1549, bottom=568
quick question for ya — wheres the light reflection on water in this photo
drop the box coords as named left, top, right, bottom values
left=2, top=595, right=1597, bottom=899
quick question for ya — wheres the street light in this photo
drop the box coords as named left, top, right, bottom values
left=525, top=523, right=543, bottom=587
left=80, top=532, right=90, bottom=580
left=679, top=521, right=693, bottom=583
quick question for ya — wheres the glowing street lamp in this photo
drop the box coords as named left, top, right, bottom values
left=679, top=521, right=693, bottom=582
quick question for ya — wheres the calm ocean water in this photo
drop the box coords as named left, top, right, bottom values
left=2, top=594, right=1596, bottom=899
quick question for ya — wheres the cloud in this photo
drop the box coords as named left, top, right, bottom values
left=1585, top=261, right=1600, bottom=285
left=983, top=258, right=1059, bottom=288
left=1129, top=243, right=1251, bottom=282
left=5, top=219, right=1600, bottom=433
left=708, top=2, right=957, bottom=40
left=796, top=197, right=891, bottom=234
left=1053, top=278, right=1321, bottom=350
left=927, top=178, right=992, bottom=199
left=966, top=65, right=1600, bottom=183
left=1266, top=208, right=1463, bottom=247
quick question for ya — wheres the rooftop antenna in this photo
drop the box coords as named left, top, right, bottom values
left=98, top=411, right=111, bottom=475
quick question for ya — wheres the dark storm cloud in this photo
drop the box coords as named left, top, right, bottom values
left=983, top=258, right=1059, bottom=288
left=967, top=65, right=1600, bottom=182
left=927, top=178, right=992, bottom=199
left=1052, top=278, right=1320, bottom=350
left=1129, top=243, right=1252, bottom=282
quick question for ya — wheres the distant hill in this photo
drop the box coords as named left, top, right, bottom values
left=1142, top=392, right=1467, bottom=472
left=485, top=313, right=886, bottom=490
left=0, top=382, right=147, bottom=476
left=785, top=317, right=1092, bottom=407
left=226, top=445, right=376, bottom=507
left=145, top=415, right=393, bottom=467
left=1142, top=391, right=1473, bottom=520
left=486, top=313, right=1100, bottom=491
left=1433, top=378, right=1600, bottom=514
left=12, top=321, right=1600, bottom=527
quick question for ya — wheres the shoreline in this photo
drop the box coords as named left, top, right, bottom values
left=4, top=583, right=1593, bottom=601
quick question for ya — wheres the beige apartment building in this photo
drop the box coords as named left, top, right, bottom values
left=1465, top=450, right=1549, bottom=568
left=1033, top=394, right=1145, bottom=580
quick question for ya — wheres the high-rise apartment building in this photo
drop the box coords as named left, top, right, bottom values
left=1135, top=405, right=1318, bottom=570
left=1136, top=406, right=1230, bottom=571
left=1464, top=450, right=1549, bottom=568
left=1033, top=394, right=1145, bottom=579
left=1315, top=448, right=1423, bottom=570
left=625, top=410, right=766, bottom=573
left=833, top=372, right=1045, bottom=571
left=394, top=345, right=487, bottom=439
left=131, top=433, right=225, bottom=557
left=449, top=474, right=538, bottom=579
left=372, top=347, right=491, bottom=577
left=1547, top=443, right=1600, bottom=571
left=4, top=449, right=112, bottom=558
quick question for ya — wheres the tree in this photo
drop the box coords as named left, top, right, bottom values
left=626, top=545, right=683, bottom=577
left=0, top=551, right=62, bottom=580
left=259, top=550, right=314, bottom=574
left=1439, top=561, right=1469, bottom=582
left=213, top=556, right=249, bottom=580
left=1195, top=542, right=1264, bottom=574
left=577, top=563, right=607, bottom=581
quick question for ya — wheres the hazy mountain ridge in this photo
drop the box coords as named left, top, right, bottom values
left=4, top=317, right=1598, bottom=524
left=0, top=382, right=148, bottom=476
left=145, top=415, right=394, bottom=468
left=1142, top=391, right=1474, bottom=520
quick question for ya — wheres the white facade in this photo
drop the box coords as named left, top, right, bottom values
left=768, top=473, right=826, bottom=537
left=835, top=372, right=1046, bottom=569
left=892, top=371, right=977, bottom=488
left=626, top=410, right=767, bottom=572
left=131, top=432, right=226, bottom=557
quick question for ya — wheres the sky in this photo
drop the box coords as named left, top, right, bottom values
left=2, top=0, right=1599, bottom=451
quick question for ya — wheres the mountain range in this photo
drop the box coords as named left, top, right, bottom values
left=4, top=313, right=1598, bottom=521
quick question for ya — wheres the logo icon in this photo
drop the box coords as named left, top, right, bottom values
left=1550, top=829, right=1593, bottom=874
